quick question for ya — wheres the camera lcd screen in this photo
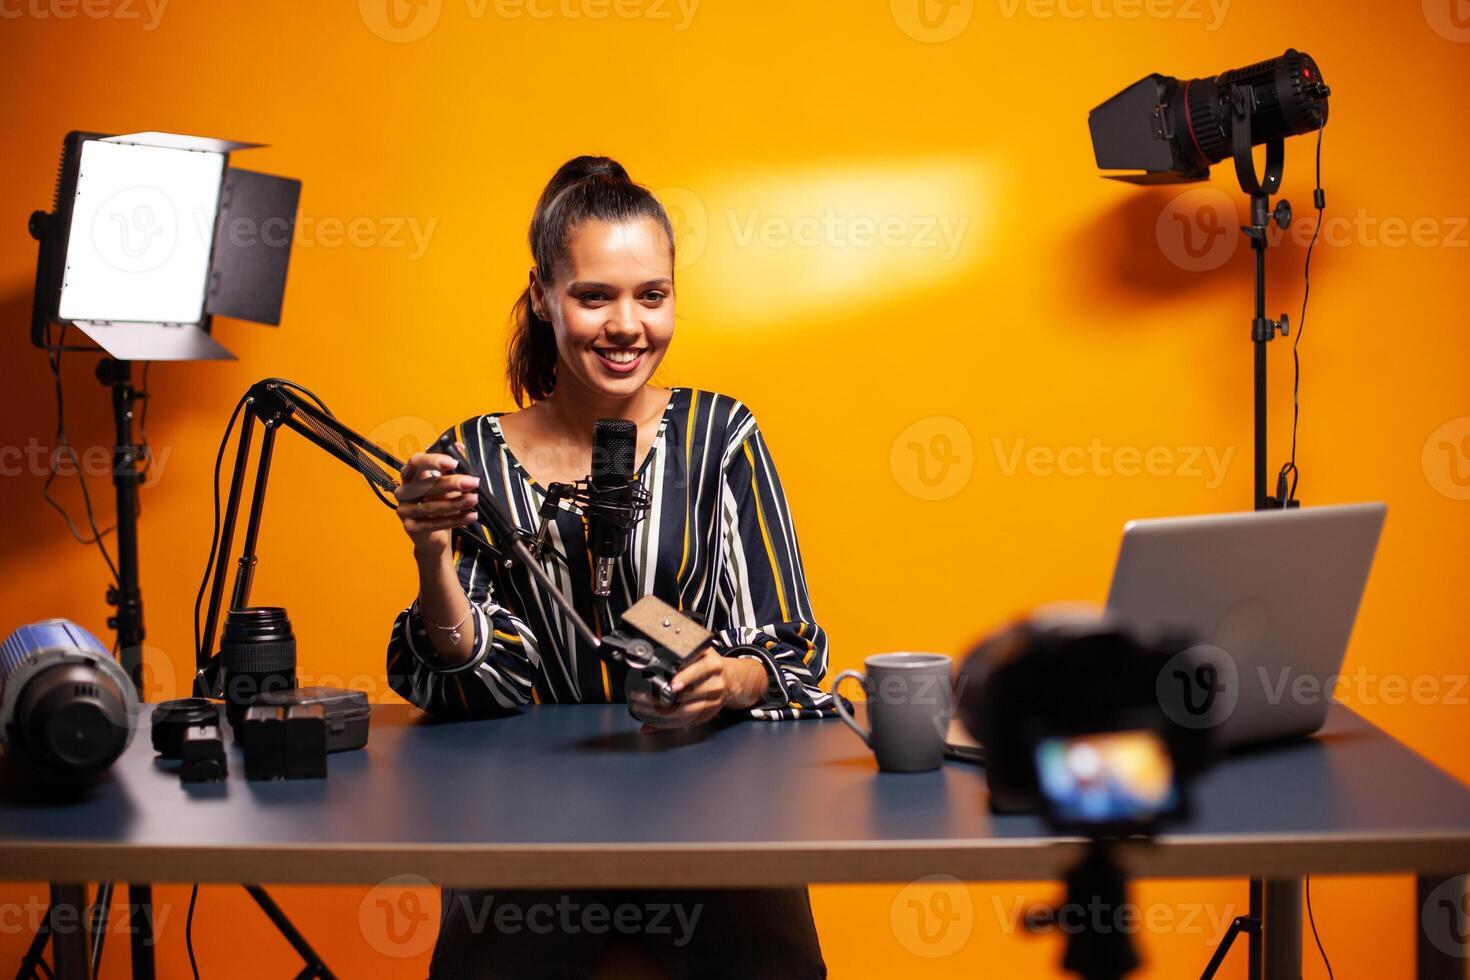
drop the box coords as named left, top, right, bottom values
left=1034, top=729, right=1179, bottom=827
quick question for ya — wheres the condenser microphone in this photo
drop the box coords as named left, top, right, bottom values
left=589, top=418, right=638, bottom=596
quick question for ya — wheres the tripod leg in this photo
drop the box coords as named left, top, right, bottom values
left=1262, top=878, right=1302, bottom=980
left=1199, top=913, right=1260, bottom=980
left=126, top=884, right=156, bottom=980
left=15, top=904, right=51, bottom=980
left=244, top=886, right=336, bottom=980
left=48, top=885, right=91, bottom=980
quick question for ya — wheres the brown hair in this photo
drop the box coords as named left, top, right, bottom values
left=507, top=156, right=677, bottom=407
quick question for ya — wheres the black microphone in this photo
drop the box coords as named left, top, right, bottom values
left=589, top=418, right=638, bottom=596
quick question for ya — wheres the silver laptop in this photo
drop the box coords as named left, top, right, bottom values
left=1105, top=503, right=1386, bottom=748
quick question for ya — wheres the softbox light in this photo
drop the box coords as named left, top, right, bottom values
left=30, top=131, right=302, bottom=361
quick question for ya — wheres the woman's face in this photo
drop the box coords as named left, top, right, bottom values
left=532, top=215, right=675, bottom=402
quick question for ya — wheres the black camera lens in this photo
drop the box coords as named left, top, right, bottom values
left=220, top=607, right=297, bottom=739
left=151, top=697, right=223, bottom=758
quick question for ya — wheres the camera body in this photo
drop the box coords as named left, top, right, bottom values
left=956, top=612, right=1218, bottom=834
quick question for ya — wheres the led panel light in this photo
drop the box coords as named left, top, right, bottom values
left=58, top=140, right=226, bottom=325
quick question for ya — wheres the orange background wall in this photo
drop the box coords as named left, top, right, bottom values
left=2, top=0, right=1468, bottom=975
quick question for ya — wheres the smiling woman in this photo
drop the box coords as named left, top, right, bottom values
left=385, top=156, right=832, bottom=979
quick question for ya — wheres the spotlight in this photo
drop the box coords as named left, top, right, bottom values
left=1087, top=51, right=1331, bottom=512
left=1089, top=49, right=1329, bottom=186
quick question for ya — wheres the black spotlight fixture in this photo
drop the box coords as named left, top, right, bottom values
left=1089, top=51, right=1331, bottom=512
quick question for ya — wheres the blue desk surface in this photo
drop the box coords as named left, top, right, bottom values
left=1, top=703, right=1466, bottom=887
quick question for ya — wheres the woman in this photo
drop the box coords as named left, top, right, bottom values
left=387, top=156, right=832, bottom=979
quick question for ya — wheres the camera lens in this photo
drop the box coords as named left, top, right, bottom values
left=220, top=607, right=297, bottom=739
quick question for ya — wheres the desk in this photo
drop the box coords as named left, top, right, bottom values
left=3, top=703, right=1467, bottom=978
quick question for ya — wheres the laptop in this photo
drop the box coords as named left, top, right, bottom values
left=1105, top=502, right=1386, bottom=748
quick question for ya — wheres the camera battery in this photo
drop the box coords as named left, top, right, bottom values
left=254, top=687, right=370, bottom=753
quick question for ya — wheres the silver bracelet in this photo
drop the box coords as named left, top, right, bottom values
left=421, top=602, right=473, bottom=645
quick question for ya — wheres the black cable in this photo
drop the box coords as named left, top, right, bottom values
left=41, top=322, right=121, bottom=584
left=193, top=394, right=249, bottom=665
left=1279, top=120, right=1326, bottom=505
left=1305, top=874, right=1334, bottom=980
left=185, top=883, right=201, bottom=980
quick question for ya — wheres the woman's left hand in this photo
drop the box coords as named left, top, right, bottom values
left=628, top=648, right=768, bottom=730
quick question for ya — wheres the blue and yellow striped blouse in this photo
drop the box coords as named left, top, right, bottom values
left=385, top=388, right=834, bottom=721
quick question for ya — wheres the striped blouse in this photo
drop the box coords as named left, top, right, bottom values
left=385, top=388, right=835, bottom=721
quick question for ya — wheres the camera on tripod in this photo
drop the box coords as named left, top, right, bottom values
left=956, top=610, right=1218, bottom=830
left=956, top=611, right=1225, bottom=980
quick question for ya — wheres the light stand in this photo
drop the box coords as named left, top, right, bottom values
left=24, top=131, right=299, bottom=980
left=1226, top=84, right=1297, bottom=512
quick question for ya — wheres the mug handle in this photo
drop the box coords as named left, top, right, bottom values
left=830, top=670, right=871, bottom=746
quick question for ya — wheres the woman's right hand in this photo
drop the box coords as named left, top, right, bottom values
left=394, top=446, right=482, bottom=557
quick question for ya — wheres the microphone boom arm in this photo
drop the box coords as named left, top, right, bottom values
left=195, top=379, right=605, bottom=694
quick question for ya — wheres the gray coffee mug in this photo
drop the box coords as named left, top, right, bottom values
left=830, top=653, right=954, bottom=772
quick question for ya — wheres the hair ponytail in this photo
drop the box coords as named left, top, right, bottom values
left=505, top=155, right=676, bottom=407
